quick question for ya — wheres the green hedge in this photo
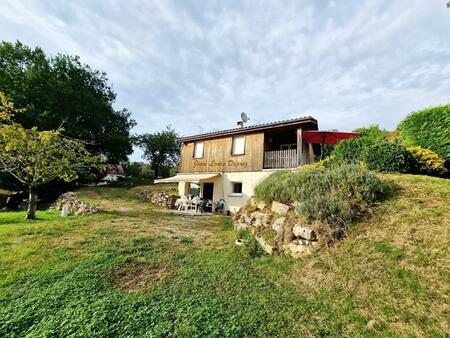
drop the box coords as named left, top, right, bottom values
left=362, top=142, right=415, bottom=173
left=397, top=104, right=450, bottom=161
left=331, top=137, right=376, bottom=162
left=332, top=138, right=415, bottom=173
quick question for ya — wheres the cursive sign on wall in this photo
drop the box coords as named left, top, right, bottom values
left=193, top=159, right=248, bottom=170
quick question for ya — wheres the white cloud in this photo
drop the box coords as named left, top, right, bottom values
left=0, top=0, right=449, bottom=161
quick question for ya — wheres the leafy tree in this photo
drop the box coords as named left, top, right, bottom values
left=122, top=162, right=154, bottom=179
left=134, top=127, right=180, bottom=178
left=353, top=124, right=389, bottom=141
left=397, top=104, right=450, bottom=162
left=0, top=93, right=101, bottom=219
left=0, top=41, right=136, bottom=162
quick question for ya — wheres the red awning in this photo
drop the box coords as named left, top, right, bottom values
left=302, top=131, right=359, bottom=145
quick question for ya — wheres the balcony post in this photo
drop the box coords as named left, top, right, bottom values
left=297, top=128, right=303, bottom=166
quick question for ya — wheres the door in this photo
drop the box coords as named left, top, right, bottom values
left=202, top=183, right=214, bottom=200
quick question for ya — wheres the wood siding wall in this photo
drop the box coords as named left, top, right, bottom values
left=179, top=133, right=264, bottom=173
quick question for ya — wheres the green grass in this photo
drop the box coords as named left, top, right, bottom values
left=0, top=175, right=449, bottom=337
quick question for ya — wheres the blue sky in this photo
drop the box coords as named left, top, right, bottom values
left=1, top=0, right=449, bottom=161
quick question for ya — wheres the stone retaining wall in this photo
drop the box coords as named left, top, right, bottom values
left=233, top=198, right=319, bottom=258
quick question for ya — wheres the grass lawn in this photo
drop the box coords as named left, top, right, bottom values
left=0, top=175, right=449, bottom=337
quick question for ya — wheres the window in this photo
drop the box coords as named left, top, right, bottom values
left=232, top=136, right=245, bottom=155
left=232, top=182, right=243, bottom=194
left=194, top=142, right=204, bottom=158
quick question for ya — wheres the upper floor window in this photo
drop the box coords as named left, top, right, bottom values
left=232, top=136, right=245, bottom=155
left=194, top=142, right=204, bottom=158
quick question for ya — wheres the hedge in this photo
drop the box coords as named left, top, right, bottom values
left=397, top=104, right=450, bottom=161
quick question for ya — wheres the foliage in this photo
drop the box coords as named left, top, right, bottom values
left=134, top=126, right=180, bottom=178
left=256, top=164, right=384, bottom=229
left=0, top=123, right=101, bottom=218
left=297, top=164, right=384, bottom=226
left=332, top=137, right=377, bottom=162
left=0, top=41, right=136, bottom=162
left=122, top=162, right=154, bottom=179
left=406, top=146, right=447, bottom=176
left=353, top=124, right=390, bottom=141
left=317, top=143, right=334, bottom=160
left=333, top=138, right=415, bottom=173
left=0, top=91, right=24, bottom=122
left=397, top=104, right=450, bottom=161
left=362, top=141, right=415, bottom=173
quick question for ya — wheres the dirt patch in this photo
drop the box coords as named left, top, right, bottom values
left=112, top=262, right=169, bottom=292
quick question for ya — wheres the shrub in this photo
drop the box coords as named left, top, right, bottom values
left=255, top=164, right=384, bottom=228
left=254, top=170, right=303, bottom=204
left=397, top=104, right=450, bottom=161
left=362, top=142, right=415, bottom=173
left=332, top=138, right=415, bottom=173
left=332, top=137, right=377, bottom=162
left=297, top=164, right=384, bottom=226
left=406, top=146, right=447, bottom=176
left=353, top=124, right=390, bottom=141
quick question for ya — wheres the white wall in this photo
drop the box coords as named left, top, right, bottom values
left=176, top=171, right=275, bottom=213
left=221, top=171, right=273, bottom=213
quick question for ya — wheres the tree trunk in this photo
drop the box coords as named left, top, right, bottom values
left=26, top=186, right=38, bottom=220
left=154, top=165, right=159, bottom=179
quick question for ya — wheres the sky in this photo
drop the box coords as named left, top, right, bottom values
left=1, top=0, right=449, bottom=161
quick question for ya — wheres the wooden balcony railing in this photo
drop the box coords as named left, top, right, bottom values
left=263, top=149, right=297, bottom=169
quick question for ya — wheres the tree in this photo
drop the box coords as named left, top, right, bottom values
left=0, top=93, right=101, bottom=219
left=0, top=41, right=136, bottom=162
left=134, top=127, right=180, bottom=178
left=353, top=124, right=390, bottom=141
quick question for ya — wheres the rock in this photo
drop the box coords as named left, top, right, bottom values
left=255, top=235, right=274, bottom=254
left=251, top=211, right=269, bottom=227
left=271, top=201, right=290, bottom=215
left=271, top=217, right=285, bottom=232
left=283, top=224, right=294, bottom=243
left=256, top=202, right=266, bottom=210
left=284, top=242, right=311, bottom=258
left=50, top=192, right=100, bottom=216
left=136, top=191, right=178, bottom=208
left=234, top=222, right=248, bottom=230
left=293, top=225, right=317, bottom=241
left=243, top=214, right=253, bottom=224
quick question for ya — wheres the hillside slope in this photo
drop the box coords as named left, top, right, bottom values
left=0, top=174, right=448, bottom=337
left=290, top=174, right=449, bottom=336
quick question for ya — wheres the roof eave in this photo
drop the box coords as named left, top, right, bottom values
left=179, top=116, right=317, bottom=143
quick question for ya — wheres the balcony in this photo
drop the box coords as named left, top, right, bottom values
left=263, top=149, right=298, bottom=169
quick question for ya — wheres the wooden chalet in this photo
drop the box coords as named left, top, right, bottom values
left=156, top=116, right=357, bottom=213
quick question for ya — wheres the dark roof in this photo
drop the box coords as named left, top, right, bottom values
left=180, top=116, right=318, bottom=142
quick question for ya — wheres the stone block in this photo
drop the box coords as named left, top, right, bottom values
left=293, top=225, right=317, bottom=241
left=271, top=217, right=285, bottom=232
left=271, top=201, right=290, bottom=215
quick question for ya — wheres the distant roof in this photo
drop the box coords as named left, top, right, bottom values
left=180, top=116, right=317, bottom=142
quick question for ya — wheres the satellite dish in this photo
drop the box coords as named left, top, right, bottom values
left=241, top=112, right=249, bottom=123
